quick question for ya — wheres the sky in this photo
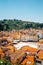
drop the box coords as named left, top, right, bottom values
left=0, top=0, right=43, bottom=23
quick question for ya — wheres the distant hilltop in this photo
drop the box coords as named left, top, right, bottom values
left=0, top=19, right=43, bottom=31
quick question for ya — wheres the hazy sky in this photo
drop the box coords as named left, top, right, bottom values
left=0, top=0, right=43, bottom=23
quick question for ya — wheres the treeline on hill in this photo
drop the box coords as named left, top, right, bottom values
left=0, top=19, right=43, bottom=31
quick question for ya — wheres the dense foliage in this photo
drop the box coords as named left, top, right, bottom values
left=0, top=59, right=12, bottom=65
left=0, top=19, right=43, bottom=31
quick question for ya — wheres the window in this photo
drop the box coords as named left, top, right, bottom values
left=35, top=60, right=41, bottom=64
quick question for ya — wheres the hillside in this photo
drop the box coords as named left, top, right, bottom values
left=0, top=19, right=43, bottom=31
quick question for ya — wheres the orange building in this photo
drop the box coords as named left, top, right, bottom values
left=21, top=55, right=34, bottom=65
